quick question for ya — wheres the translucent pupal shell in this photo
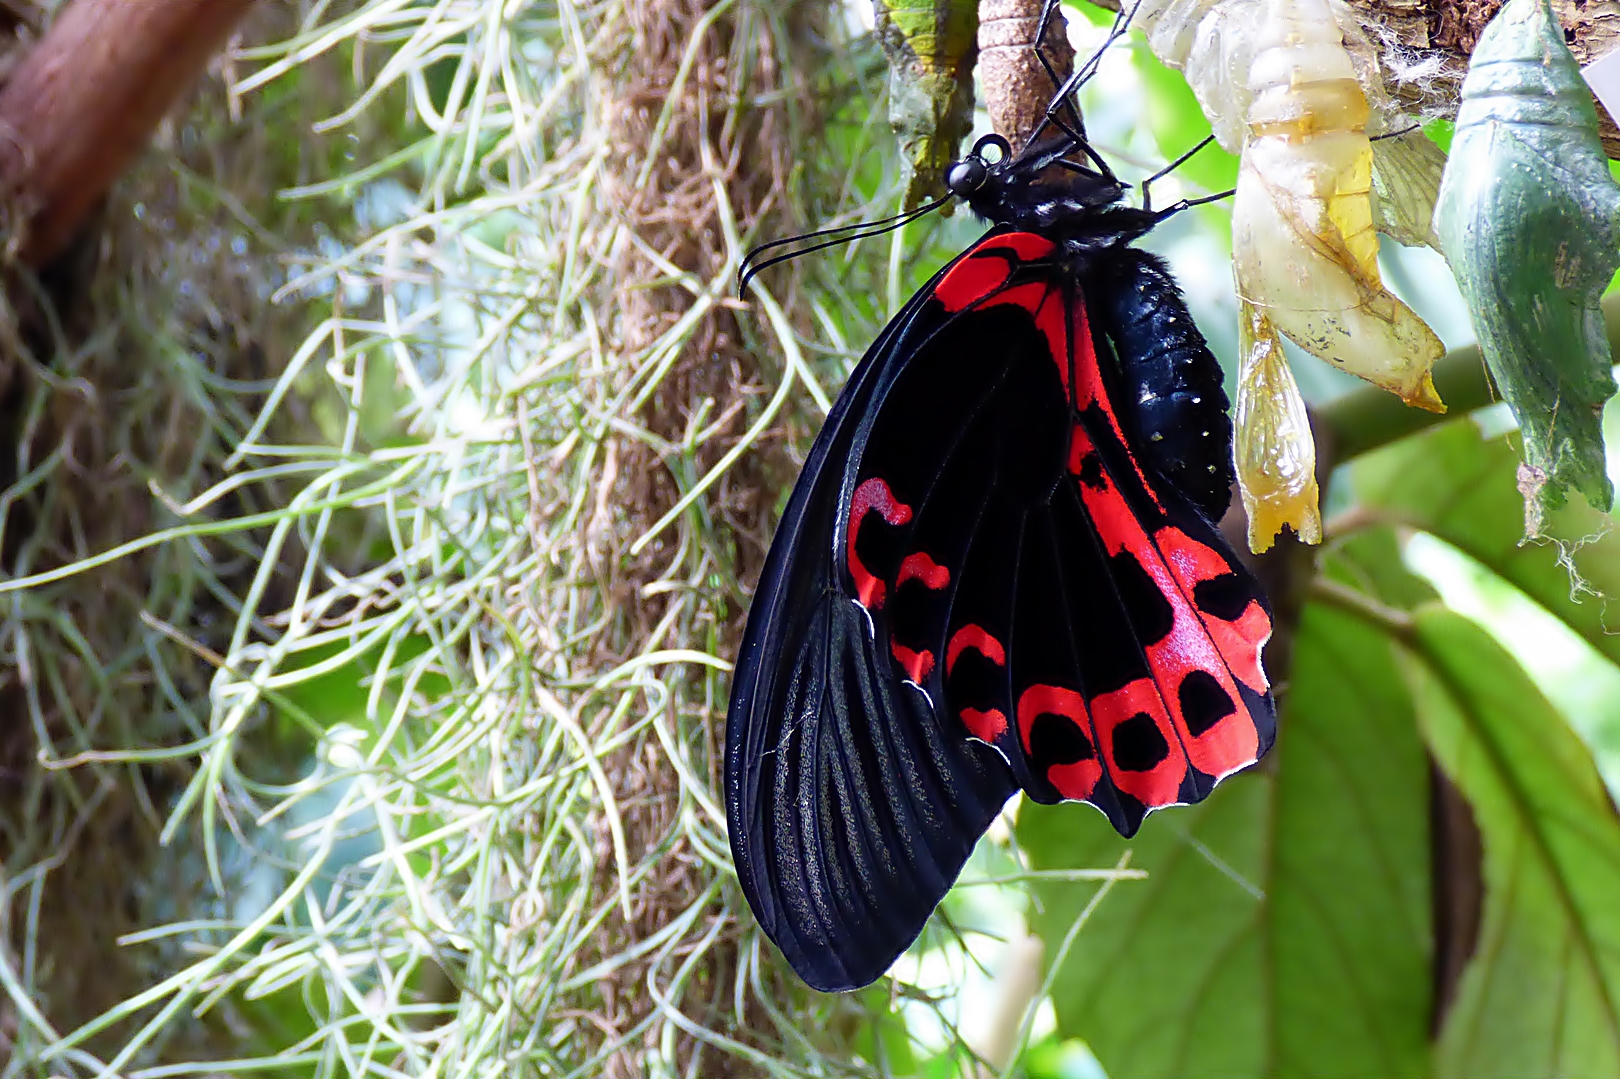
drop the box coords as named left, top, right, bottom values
left=1370, top=126, right=1446, bottom=250
left=1137, top=0, right=1259, bottom=152
left=1137, top=0, right=1447, bottom=249
left=1235, top=298, right=1321, bottom=553
left=1230, top=0, right=1445, bottom=412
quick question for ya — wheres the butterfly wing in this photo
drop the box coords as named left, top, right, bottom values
left=727, top=229, right=1275, bottom=993
left=726, top=239, right=1023, bottom=994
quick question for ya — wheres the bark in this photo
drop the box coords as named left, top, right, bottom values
left=0, top=0, right=258, bottom=266
left=1346, top=0, right=1620, bottom=155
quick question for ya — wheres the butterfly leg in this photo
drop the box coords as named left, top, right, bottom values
left=1140, top=133, right=1216, bottom=213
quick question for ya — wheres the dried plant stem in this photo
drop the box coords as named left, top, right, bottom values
left=978, top=0, right=1074, bottom=150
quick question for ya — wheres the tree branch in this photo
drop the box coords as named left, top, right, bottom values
left=0, top=0, right=258, bottom=266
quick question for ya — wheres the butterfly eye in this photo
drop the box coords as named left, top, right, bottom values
left=945, top=156, right=989, bottom=196
left=946, top=134, right=1013, bottom=196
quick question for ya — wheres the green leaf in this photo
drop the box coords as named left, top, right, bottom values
left=1022, top=1037, right=1109, bottom=1079
left=1269, top=597, right=1432, bottom=1078
left=1019, top=565, right=1432, bottom=1077
left=1424, top=119, right=1456, bottom=155
left=1403, top=606, right=1620, bottom=1077
left=1351, top=419, right=1620, bottom=669
left=851, top=984, right=920, bottom=1074
left=1406, top=531, right=1620, bottom=793
left=1018, top=778, right=1269, bottom=1078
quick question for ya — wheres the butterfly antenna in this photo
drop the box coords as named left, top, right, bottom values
left=738, top=196, right=949, bottom=295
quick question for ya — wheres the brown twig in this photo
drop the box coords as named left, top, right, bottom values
left=0, top=0, right=257, bottom=266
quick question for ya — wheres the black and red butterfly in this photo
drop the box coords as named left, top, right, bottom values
left=725, top=6, right=1275, bottom=994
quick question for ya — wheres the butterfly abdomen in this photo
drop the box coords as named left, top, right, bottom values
left=1090, top=251, right=1234, bottom=521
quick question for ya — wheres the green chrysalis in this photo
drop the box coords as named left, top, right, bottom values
left=1434, top=0, right=1620, bottom=530
left=873, top=0, right=978, bottom=208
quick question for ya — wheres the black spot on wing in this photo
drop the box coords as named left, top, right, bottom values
left=1076, top=451, right=1106, bottom=491
left=1029, top=713, right=1096, bottom=766
left=889, top=575, right=950, bottom=661
left=851, top=505, right=908, bottom=595
left=1112, top=712, right=1171, bottom=772
left=1179, top=669, right=1237, bottom=737
left=1107, top=549, right=1174, bottom=646
left=1193, top=571, right=1256, bottom=622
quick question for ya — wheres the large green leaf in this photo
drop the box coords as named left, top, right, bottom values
left=1017, top=532, right=1432, bottom=1078
left=1403, top=607, right=1620, bottom=1077
left=1018, top=778, right=1269, bottom=1078
left=1352, top=420, right=1620, bottom=666
left=1269, top=599, right=1431, bottom=1078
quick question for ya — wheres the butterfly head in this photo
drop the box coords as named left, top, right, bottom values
left=948, top=133, right=1151, bottom=247
left=945, top=134, right=1009, bottom=198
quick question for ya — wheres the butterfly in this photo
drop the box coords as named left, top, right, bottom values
left=725, top=7, right=1276, bottom=995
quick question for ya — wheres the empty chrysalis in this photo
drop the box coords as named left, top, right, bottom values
left=1133, top=0, right=1449, bottom=251
left=1235, top=299, right=1322, bottom=553
left=1231, top=0, right=1446, bottom=414
left=1433, top=0, right=1620, bottom=531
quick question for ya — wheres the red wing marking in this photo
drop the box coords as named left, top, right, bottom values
left=946, top=625, right=1005, bottom=674
left=891, top=643, right=935, bottom=683
left=1090, top=679, right=1187, bottom=809
left=1049, top=757, right=1103, bottom=802
left=1017, top=684, right=1086, bottom=750
left=934, top=233, right=1056, bottom=312
left=847, top=477, right=913, bottom=609
left=1065, top=307, right=1165, bottom=514
left=896, top=552, right=950, bottom=590
left=960, top=707, right=1009, bottom=743
left=985, top=232, right=1057, bottom=261
left=1156, top=527, right=1272, bottom=693
left=1016, top=684, right=1101, bottom=801
left=1069, top=425, right=1263, bottom=780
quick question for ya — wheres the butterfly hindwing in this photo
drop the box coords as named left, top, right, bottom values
left=727, top=228, right=1276, bottom=992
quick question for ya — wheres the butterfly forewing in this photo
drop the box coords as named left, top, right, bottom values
left=727, top=228, right=1276, bottom=992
